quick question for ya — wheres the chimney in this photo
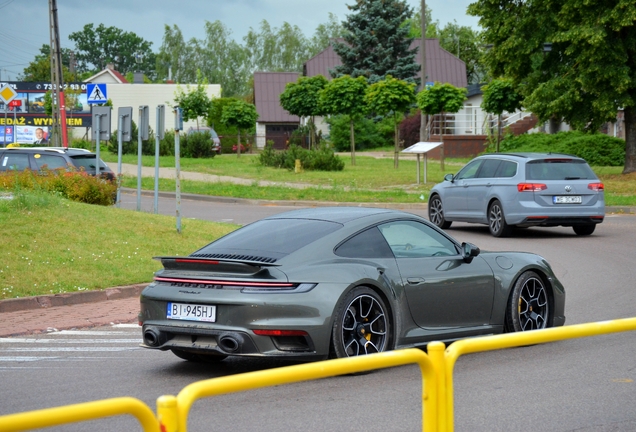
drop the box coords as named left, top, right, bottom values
left=106, top=63, right=114, bottom=70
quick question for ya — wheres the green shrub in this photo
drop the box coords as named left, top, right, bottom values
left=326, top=115, right=390, bottom=151
left=258, top=142, right=344, bottom=171
left=181, top=131, right=216, bottom=158
left=0, top=169, right=116, bottom=206
left=496, top=131, right=625, bottom=166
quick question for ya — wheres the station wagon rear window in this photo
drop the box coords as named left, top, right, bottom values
left=526, top=159, right=597, bottom=181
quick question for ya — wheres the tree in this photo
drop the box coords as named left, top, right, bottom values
left=365, top=75, right=417, bottom=168
left=320, top=75, right=369, bottom=165
left=309, top=13, right=346, bottom=54
left=416, top=82, right=467, bottom=170
left=19, top=44, right=75, bottom=82
left=68, top=24, right=156, bottom=77
left=331, top=0, right=420, bottom=86
left=279, top=75, right=329, bottom=149
left=468, top=0, right=636, bottom=174
left=174, top=71, right=211, bottom=128
left=221, top=100, right=259, bottom=157
left=481, top=78, right=523, bottom=152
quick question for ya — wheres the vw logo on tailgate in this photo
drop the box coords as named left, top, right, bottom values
left=564, top=185, right=572, bottom=193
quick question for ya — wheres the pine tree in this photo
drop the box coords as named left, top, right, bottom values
left=331, top=0, right=420, bottom=86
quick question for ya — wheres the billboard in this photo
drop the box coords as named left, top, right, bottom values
left=0, top=82, right=93, bottom=129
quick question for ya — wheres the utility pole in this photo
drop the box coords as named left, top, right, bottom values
left=48, top=0, right=68, bottom=148
left=420, top=0, right=429, bottom=142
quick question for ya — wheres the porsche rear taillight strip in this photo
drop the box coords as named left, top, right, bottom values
left=154, top=276, right=294, bottom=287
left=174, top=258, right=220, bottom=265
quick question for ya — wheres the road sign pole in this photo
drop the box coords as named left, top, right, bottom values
left=3, top=109, right=6, bottom=146
left=174, top=107, right=182, bottom=234
left=117, top=114, right=124, bottom=208
left=137, top=107, right=142, bottom=211
left=94, top=113, right=101, bottom=183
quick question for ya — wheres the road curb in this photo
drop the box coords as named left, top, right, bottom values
left=0, top=283, right=148, bottom=313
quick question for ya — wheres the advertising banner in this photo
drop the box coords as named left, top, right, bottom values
left=1, top=126, right=14, bottom=144
left=0, top=82, right=93, bottom=131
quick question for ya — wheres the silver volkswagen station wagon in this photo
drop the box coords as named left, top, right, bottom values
left=428, top=153, right=605, bottom=237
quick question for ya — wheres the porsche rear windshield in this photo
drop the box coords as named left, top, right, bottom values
left=526, top=159, right=597, bottom=181
left=196, top=219, right=342, bottom=256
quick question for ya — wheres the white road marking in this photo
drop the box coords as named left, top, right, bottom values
left=4, top=347, right=139, bottom=352
left=0, top=338, right=139, bottom=344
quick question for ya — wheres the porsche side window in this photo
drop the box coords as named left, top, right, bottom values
left=335, top=227, right=394, bottom=259
left=378, top=221, right=458, bottom=258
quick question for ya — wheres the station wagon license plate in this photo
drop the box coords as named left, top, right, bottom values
left=167, top=302, right=216, bottom=322
left=553, top=195, right=582, bottom=204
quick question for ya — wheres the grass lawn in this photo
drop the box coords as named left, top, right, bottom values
left=0, top=191, right=236, bottom=299
left=103, top=151, right=636, bottom=206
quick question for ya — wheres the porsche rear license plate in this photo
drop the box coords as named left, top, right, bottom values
left=553, top=195, right=581, bottom=204
left=167, top=302, right=216, bottom=322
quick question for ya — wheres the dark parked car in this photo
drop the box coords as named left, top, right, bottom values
left=428, top=153, right=605, bottom=237
left=139, top=207, right=565, bottom=363
left=187, top=126, right=221, bottom=155
left=0, top=147, right=115, bottom=180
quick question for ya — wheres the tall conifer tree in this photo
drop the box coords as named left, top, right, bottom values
left=331, top=0, right=420, bottom=86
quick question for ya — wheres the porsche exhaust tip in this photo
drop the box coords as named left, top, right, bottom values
left=143, top=327, right=164, bottom=347
left=218, top=335, right=240, bottom=353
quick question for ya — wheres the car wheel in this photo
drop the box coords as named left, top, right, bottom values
left=171, top=348, right=227, bottom=363
left=429, top=195, right=452, bottom=229
left=573, top=224, right=596, bottom=236
left=488, top=200, right=512, bottom=237
left=505, top=271, right=550, bottom=332
left=332, top=287, right=391, bottom=359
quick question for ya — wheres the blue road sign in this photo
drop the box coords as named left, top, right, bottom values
left=86, top=83, right=108, bottom=104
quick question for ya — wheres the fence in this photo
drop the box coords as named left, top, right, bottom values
left=1, top=317, right=635, bottom=432
left=426, top=106, right=534, bottom=136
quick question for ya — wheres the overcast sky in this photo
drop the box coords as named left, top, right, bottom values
left=1, top=0, right=480, bottom=81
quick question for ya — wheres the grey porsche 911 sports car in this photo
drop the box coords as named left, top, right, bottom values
left=139, top=207, right=565, bottom=363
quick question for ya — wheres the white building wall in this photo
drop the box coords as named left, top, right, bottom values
left=104, top=84, right=221, bottom=134
left=255, top=122, right=266, bottom=148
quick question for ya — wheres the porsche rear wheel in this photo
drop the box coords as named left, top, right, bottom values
left=505, top=271, right=550, bottom=332
left=332, top=287, right=391, bottom=359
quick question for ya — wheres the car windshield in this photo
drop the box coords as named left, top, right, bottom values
left=194, top=219, right=342, bottom=259
left=526, top=159, right=597, bottom=180
left=70, top=155, right=109, bottom=170
left=190, top=128, right=219, bottom=139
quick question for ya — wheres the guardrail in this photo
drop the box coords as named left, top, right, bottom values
left=0, top=397, right=160, bottom=432
left=156, top=345, right=443, bottom=432
left=0, top=317, right=634, bottom=432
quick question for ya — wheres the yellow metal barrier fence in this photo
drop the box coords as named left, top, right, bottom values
left=1, top=317, right=634, bottom=431
left=156, top=344, right=445, bottom=432
left=442, top=317, right=636, bottom=431
left=0, top=396, right=160, bottom=432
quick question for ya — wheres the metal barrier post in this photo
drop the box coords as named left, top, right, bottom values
left=163, top=349, right=438, bottom=432
left=443, top=317, right=636, bottom=431
left=427, top=341, right=449, bottom=432
left=157, top=395, right=179, bottom=432
left=0, top=397, right=159, bottom=432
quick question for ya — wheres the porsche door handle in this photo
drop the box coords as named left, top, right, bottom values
left=407, top=277, right=425, bottom=285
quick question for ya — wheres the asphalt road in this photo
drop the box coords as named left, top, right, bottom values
left=1, top=194, right=635, bottom=431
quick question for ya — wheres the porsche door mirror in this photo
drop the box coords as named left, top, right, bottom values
left=461, top=242, right=480, bottom=263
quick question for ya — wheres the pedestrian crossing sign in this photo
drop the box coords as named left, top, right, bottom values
left=86, top=83, right=107, bottom=104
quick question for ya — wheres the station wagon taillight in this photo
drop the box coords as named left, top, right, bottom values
left=588, top=183, right=604, bottom=191
left=517, top=183, right=547, bottom=192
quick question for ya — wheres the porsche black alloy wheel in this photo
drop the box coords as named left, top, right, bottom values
left=505, top=271, right=550, bottom=332
left=429, top=195, right=452, bottom=229
left=489, top=200, right=512, bottom=237
left=332, top=287, right=390, bottom=358
left=171, top=348, right=228, bottom=363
